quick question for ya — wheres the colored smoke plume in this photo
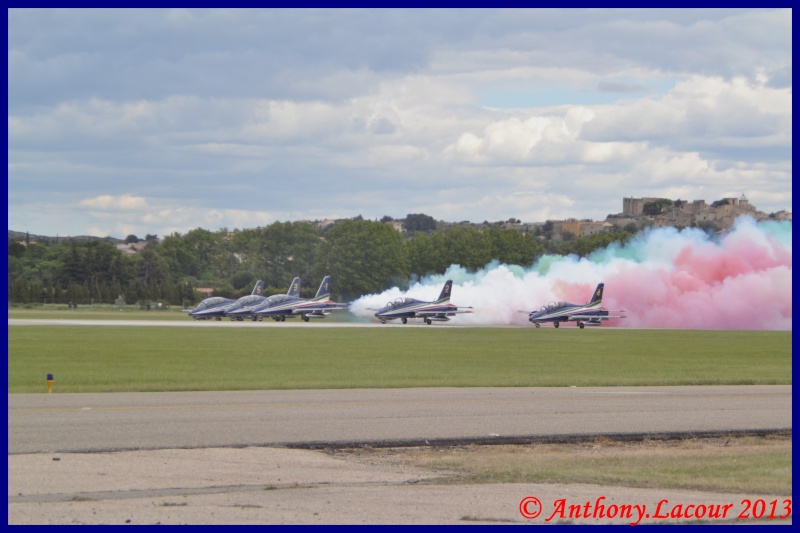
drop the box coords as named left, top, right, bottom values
left=350, top=217, right=792, bottom=330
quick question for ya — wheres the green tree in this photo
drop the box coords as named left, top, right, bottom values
left=60, top=241, right=86, bottom=285
left=8, top=238, right=25, bottom=258
left=232, top=271, right=256, bottom=290
left=406, top=231, right=448, bottom=276
left=84, top=240, right=117, bottom=286
left=136, top=248, right=170, bottom=286
left=250, top=222, right=320, bottom=288
left=643, top=198, right=673, bottom=216
left=158, top=228, right=219, bottom=279
left=313, top=219, right=409, bottom=300
left=109, top=254, right=132, bottom=286
left=403, top=213, right=438, bottom=232
left=442, top=226, right=492, bottom=270
left=24, top=242, right=50, bottom=261
left=485, top=228, right=543, bottom=266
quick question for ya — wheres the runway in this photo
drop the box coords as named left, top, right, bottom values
left=8, top=385, right=791, bottom=454
left=7, top=318, right=457, bottom=328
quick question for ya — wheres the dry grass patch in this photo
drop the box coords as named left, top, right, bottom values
left=335, top=435, right=791, bottom=496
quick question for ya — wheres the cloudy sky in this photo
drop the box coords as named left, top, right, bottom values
left=8, top=8, right=792, bottom=239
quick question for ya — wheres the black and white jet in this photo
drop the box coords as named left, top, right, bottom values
left=371, top=280, right=473, bottom=325
left=525, top=282, right=625, bottom=329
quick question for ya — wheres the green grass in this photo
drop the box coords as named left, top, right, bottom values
left=8, top=306, right=192, bottom=321
left=7, top=306, right=356, bottom=322
left=7, top=326, right=791, bottom=393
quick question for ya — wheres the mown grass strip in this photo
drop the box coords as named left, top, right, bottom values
left=7, top=327, right=791, bottom=393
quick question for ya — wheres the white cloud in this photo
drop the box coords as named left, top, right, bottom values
left=79, top=194, right=149, bottom=210
left=7, top=9, right=791, bottom=237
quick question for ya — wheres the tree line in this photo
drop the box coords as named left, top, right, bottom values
left=8, top=218, right=636, bottom=307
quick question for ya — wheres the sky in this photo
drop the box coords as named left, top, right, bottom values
left=7, top=8, right=793, bottom=240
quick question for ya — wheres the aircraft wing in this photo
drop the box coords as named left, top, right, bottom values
left=295, top=304, right=349, bottom=314
left=566, top=313, right=626, bottom=321
left=415, top=306, right=474, bottom=317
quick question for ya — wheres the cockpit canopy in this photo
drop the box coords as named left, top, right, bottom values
left=384, top=297, right=414, bottom=309
left=194, top=297, right=228, bottom=311
left=541, top=301, right=569, bottom=312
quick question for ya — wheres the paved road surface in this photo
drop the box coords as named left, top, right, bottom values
left=9, top=385, right=791, bottom=454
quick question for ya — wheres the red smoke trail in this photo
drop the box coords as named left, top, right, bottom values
left=352, top=217, right=791, bottom=330
left=602, top=219, right=791, bottom=330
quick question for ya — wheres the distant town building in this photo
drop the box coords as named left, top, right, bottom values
left=549, top=194, right=781, bottom=238
left=579, top=221, right=613, bottom=237
left=613, top=194, right=770, bottom=232
left=553, top=219, right=582, bottom=236
left=115, top=241, right=147, bottom=255
left=385, top=220, right=404, bottom=232
left=622, top=197, right=661, bottom=216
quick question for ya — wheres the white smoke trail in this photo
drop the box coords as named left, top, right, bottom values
left=350, top=217, right=792, bottom=330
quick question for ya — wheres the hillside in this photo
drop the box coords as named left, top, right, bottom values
left=8, top=230, right=124, bottom=246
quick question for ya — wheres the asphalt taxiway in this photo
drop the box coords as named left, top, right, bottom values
left=8, top=385, right=791, bottom=454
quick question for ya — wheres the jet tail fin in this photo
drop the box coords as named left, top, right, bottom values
left=437, top=280, right=453, bottom=303
left=251, top=280, right=265, bottom=296
left=588, top=283, right=604, bottom=306
left=314, top=276, right=332, bottom=299
left=288, top=277, right=301, bottom=297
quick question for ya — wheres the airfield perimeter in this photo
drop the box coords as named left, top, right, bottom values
left=8, top=317, right=792, bottom=524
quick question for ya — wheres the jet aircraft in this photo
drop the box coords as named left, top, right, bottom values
left=371, top=279, right=473, bottom=325
left=525, top=282, right=625, bottom=329
left=187, top=280, right=264, bottom=320
left=252, top=275, right=348, bottom=322
left=225, top=277, right=301, bottom=321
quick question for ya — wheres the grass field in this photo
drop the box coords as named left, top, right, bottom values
left=7, top=306, right=357, bottom=322
left=8, top=306, right=211, bottom=321
left=7, top=324, right=791, bottom=393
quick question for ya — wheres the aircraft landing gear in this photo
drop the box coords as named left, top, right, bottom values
left=401, top=317, right=407, bottom=324
left=425, top=318, right=432, bottom=325
left=380, top=319, right=386, bottom=324
left=554, top=322, right=559, bottom=328
left=578, top=321, right=585, bottom=329
left=303, top=315, right=310, bottom=322
left=534, top=323, right=540, bottom=328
